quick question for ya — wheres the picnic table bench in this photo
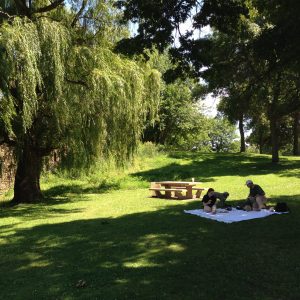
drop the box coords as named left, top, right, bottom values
left=149, top=181, right=206, bottom=200
left=192, top=187, right=206, bottom=198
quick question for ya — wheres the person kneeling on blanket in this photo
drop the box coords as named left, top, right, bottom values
left=202, top=188, right=230, bottom=214
left=243, top=179, right=267, bottom=211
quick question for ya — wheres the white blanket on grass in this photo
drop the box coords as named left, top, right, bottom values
left=184, top=208, right=286, bottom=223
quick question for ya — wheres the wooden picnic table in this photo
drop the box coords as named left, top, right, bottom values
left=149, top=181, right=205, bottom=200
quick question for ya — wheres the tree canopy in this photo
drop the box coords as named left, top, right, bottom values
left=116, top=0, right=300, bottom=161
left=0, top=0, right=161, bottom=203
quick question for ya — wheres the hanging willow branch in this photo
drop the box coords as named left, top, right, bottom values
left=0, top=16, right=161, bottom=168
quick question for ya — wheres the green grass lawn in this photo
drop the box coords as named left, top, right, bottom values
left=1, top=152, right=300, bottom=300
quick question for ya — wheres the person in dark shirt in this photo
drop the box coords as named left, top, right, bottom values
left=202, top=188, right=230, bottom=214
left=244, top=179, right=267, bottom=211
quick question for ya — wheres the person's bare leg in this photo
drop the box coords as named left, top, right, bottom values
left=204, top=205, right=212, bottom=213
left=256, top=195, right=267, bottom=209
left=211, top=205, right=217, bottom=214
left=252, top=202, right=260, bottom=211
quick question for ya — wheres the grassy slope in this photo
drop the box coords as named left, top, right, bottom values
left=0, top=152, right=300, bottom=300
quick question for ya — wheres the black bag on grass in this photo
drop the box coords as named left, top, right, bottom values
left=274, top=202, right=289, bottom=212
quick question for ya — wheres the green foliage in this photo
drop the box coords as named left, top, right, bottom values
left=62, top=47, right=161, bottom=168
left=199, top=4, right=300, bottom=159
left=143, top=79, right=209, bottom=150
left=0, top=18, right=41, bottom=131
left=0, top=11, right=161, bottom=166
left=141, top=49, right=210, bottom=150
left=136, top=141, right=161, bottom=158
left=115, top=0, right=300, bottom=162
left=247, top=115, right=271, bottom=153
left=248, top=113, right=298, bottom=155
left=207, top=117, right=238, bottom=152
left=0, top=0, right=163, bottom=202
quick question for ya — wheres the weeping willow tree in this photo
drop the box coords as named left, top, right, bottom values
left=0, top=0, right=161, bottom=204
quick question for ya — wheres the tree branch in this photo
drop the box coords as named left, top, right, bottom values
left=34, top=0, right=65, bottom=14
left=13, top=0, right=30, bottom=16
left=71, top=0, right=87, bottom=27
left=0, top=10, right=14, bottom=19
left=65, top=77, right=88, bottom=87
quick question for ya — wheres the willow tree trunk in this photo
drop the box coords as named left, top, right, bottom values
left=238, top=115, right=246, bottom=152
left=11, top=143, right=43, bottom=204
left=293, top=112, right=299, bottom=156
left=270, top=115, right=279, bottom=163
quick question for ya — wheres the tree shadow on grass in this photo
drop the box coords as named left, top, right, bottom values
left=0, top=181, right=121, bottom=209
left=39, top=153, right=299, bottom=205
left=131, top=162, right=216, bottom=183
left=1, top=196, right=300, bottom=300
left=132, top=153, right=300, bottom=182
left=0, top=201, right=84, bottom=220
left=43, top=181, right=121, bottom=199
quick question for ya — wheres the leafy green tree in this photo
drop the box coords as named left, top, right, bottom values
left=207, top=116, right=238, bottom=152
left=143, top=80, right=209, bottom=150
left=116, top=0, right=300, bottom=163
left=140, top=48, right=209, bottom=150
left=201, top=24, right=261, bottom=153
left=252, top=0, right=300, bottom=74
left=0, top=1, right=160, bottom=204
left=246, top=112, right=270, bottom=154
left=116, top=0, right=248, bottom=78
left=218, top=94, right=247, bottom=153
left=247, top=111, right=300, bottom=156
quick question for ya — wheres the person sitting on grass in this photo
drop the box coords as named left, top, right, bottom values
left=202, top=188, right=230, bottom=214
left=244, top=179, right=267, bottom=211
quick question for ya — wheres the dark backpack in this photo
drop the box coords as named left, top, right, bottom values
left=274, top=202, right=289, bottom=212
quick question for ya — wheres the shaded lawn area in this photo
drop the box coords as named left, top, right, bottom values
left=0, top=153, right=300, bottom=300
left=132, top=152, right=300, bottom=183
